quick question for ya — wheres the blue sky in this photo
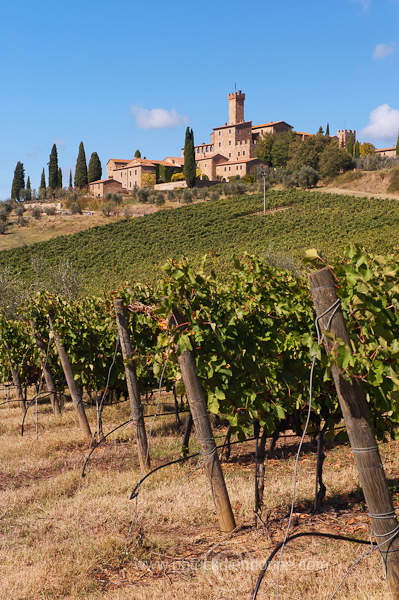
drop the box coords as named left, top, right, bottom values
left=1, top=0, right=398, bottom=200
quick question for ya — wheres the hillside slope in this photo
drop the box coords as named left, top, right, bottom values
left=1, top=189, right=399, bottom=290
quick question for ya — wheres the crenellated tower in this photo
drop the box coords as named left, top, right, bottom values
left=228, top=90, right=245, bottom=125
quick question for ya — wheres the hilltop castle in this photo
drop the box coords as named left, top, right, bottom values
left=90, top=91, right=358, bottom=196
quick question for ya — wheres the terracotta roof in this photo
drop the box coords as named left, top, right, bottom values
left=252, top=121, right=293, bottom=129
left=89, top=178, right=122, bottom=184
left=163, top=156, right=184, bottom=165
left=294, top=131, right=314, bottom=136
left=107, top=159, right=130, bottom=164
left=375, top=147, right=396, bottom=152
left=213, top=121, right=252, bottom=131
left=196, top=153, right=228, bottom=161
left=217, top=158, right=261, bottom=166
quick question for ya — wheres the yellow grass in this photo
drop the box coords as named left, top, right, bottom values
left=0, top=393, right=396, bottom=599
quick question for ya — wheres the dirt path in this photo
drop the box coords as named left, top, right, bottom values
left=314, top=186, right=399, bottom=201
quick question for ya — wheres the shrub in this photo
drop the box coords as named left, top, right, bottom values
left=44, top=206, right=56, bottom=216
left=102, top=202, right=115, bottom=216
left=167, top=190, right=176, bottom=201
left=154, top=192, right=165, bottom=206
left=31, top=207, right=41, bottom=219
left=137, top=189, right=149, bottom=204
left=17, top=215, right=28, bottom=227
left=0, top=221, right=8, bottom=235
left=15, top=205, right=25, bottom=217
left=297, top=166, right=319, bottom=189
left=182, top=189, right=193, bottom=203
left=171, top=172, right=184, bottom=182
left=70, top=202, right=82, bottom=214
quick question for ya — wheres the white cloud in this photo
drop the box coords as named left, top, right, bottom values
left=373, top=42, right=396, bottom=59
left=26, top=146, right=41, bottom=158
left=361, top=104, right=399, bottom=140
left=130, top=105, right=189, bottom=129
left=352, top=0, right=371, bottom=12
left=54, top=138, right=66, bottom=150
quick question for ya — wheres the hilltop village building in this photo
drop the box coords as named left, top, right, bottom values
left=90, top=91, right=361, bottom=196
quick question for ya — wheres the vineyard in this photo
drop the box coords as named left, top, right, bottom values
left=2, top=244, right=399, bottom=598
left=2, top=189, right=399, bottom=291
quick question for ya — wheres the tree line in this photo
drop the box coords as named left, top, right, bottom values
left=10, top=142, right=103, bottom=201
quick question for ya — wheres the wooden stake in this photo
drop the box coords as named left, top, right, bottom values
left=30, top=321, right=61, bottom=417
left=309, top=267, right=399, bottom=598
left=171, top=308, right=236, bottom=533
left=48, top=316, right=92, bottom=441
left=114, top=299, right=150, bottom=472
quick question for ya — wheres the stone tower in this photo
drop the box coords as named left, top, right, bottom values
left=228, top=90, right=245, bottom=125
left=337, top=129, right=356, bottom=148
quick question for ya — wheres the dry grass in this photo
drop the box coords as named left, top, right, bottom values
left=0, top=393, right=397, bottom=599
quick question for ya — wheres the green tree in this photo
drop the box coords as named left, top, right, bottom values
left=183, top=127, right=196, bottom=188
left=40, top=168, right=46, bottom=189
left=39, top=168, right=46, bottom=199
left=317, top=126, right=324, bottom=135
left=58, top=168, right=63, bottom=188
left=287, top=134, right=331, bottom=172
left=88, top=152, right=102, bottom=183
left=48, top=144, right=59, bottom=190
left=26, top=176, right=32, bottom=201
left=11, top=162, right=25, bottom=201
left=347, top=134, right=354, bottom=156
left=255, top=133, right=274, bottom=166
left=74, top=142, right=88, bottom=188
left=360, top=142, right=376, bottom=156
left=270, top=131, right=295, bottom=167
left=134, top=149, right=141, bottom=158
left=396, top=132, right=399, bottom=157
left=319, top=142, right=354, bottom=179
left=69, top=170, right=73, bottom=188
left=325, top=123, right=330, bottom=136
left=354, top=141, right=360, bottom=159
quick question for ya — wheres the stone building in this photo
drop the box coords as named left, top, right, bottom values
left=192, top=90, right=294, bottom=181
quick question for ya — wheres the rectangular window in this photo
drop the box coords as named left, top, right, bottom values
left=228, top=167, right=231, bottom=171
left=224, top=167, right=226, bottom=171
left=229, top=153, right=231, bottom=157
left=243, top=151, right=246, bottom=155
left=219, top=143, right=221, bottom=147
left=238, top=152, right=240, bottom=157
left=229, top=141, right=231, bottom=145
left=229, top=129, right=231, bottom=134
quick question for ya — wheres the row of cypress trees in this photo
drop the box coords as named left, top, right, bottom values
left=10, top=143, right=103, bottom=200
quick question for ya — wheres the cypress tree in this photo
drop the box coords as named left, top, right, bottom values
left=354, top=141, right=360, bottom=158
left=69, top=170, right=73, bottom=188
left=134, top=149, right=141, bottom=158
left=183, top=127, right=196, bottom=188
left=11, top=162, right=25, bottom=200
left=74, top=142, right=88, bottom=188
left=88, top=152, right=102, bottom=182
left=48, top=144, right=59, bottom=190
left=317, top=126, right=324, bottom=135
left=26, top=176, right=32, bottom=201
left=39, top=168, right=46, bottom=199
left=325, top=123, right=330, bottom=136
left=347, top=134, right=354, bottom=156
left=58, top=168, right=63, bottom=188
left=40, top=168, right=46, bottom=190
left=396, top=132, right=399, bottom=157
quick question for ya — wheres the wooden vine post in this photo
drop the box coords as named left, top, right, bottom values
left=309, top=267, right=399, bottom=598
left=171, top=308, right=236, bottom=533
left=30, top=321, right=61, bottom=417
left=48, top=316, right=92, bottom=441
left=113, top=299, right=150, bottom=473
left=8, top=357, right=26, bottom=415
